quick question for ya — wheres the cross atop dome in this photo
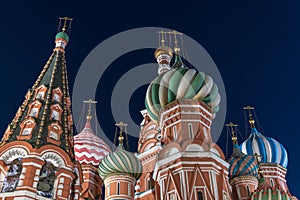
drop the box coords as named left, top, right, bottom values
left=83, top=99, right=97, bottom=122
left=226, top=122, right=239, bottom=145
left=243, top=105, right=256, bottom=128
left=58, top=17, right=73, bottom=33
left=115, top=121, right=127, bottom=147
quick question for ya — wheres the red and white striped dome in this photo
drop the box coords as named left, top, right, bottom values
left=74, top=121, right=111, bottom=166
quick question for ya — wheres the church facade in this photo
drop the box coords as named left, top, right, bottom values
left=0, top=19, right=297, bottom=200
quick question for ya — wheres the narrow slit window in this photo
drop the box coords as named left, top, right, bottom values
left=173, top=126, right=177, bottom=141
left=188, top=123, right=194, bottom=138
left=117, top=182, right=120, bottom=195
left=197, top=190, right=203, bottom=200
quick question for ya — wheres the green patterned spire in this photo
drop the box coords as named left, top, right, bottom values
left=0, top=18, right=74, bottom=157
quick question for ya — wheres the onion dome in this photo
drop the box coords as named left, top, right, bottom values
left=251, top=173, right=292, bottom=200
left=98, top=122, right=143, bottom=180
left=55, top=32, right=69, bottom=42
left=154, top=45, right=173, bottom=60
left=74, top=110, right=111, bottom=166
left=226, top=123, right=258, bottom=178
left=145, top=62, right=220, bottom=121
left=227, top=144, right=258, bottom=178
left=240, top=127, right=288, bottom=168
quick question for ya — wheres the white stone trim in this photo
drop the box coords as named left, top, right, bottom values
left=159, top=103, right=212, bottom=126
left=165, top=119, right=211, bottom=131
left=153, top=151, right=229, bottom=180
left=137, top=145, right=162, bottom=160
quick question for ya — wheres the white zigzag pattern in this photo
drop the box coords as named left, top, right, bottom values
left=75, top=151, right=107, bottom=160
left=74, top=144, right=110, bottom=152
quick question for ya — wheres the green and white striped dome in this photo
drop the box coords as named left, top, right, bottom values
left=145, top=67, right=220, bottom=121
left=98, top=146, right=143, bottom=180
left=251, top=188, right=293, bottom=200
left=250, top=176, right=293, bottom=200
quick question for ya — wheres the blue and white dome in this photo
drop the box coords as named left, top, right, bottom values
left=227, top=144, right=258, bottom=178
left=240, top=128, right=288, bottom=168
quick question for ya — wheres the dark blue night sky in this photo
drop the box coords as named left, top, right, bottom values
left=0, top=0, right=299, bottom=196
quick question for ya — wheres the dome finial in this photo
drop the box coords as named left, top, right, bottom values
left=155, top=31, right=173, bottom=74
left=172, top=30, right=182, bottom=53
left=83, top=99, right=97, bottom=123
left=54, top=17, right=73, bottom=51
left=115, top=121, right=127, bottom=147
left=243, top=105, right=256, bottom=129
left=226, top=122, right=239, bottom=145
left=58, top=17, right=73, bottom=33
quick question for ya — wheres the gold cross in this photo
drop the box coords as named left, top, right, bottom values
left=226, top=122, right=238, bottom=144
left=59, top=17, right=73, bottom=32
left=83, top=99, right=97, bottom=121
left=243, top=105, right=254, bottom=118
left=243, top=105, right=256, bottom=128
left=115, top=121, right=127, bottom=144
left=115, top=121, right=128, bottom=133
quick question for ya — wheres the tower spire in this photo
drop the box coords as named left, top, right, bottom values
left=1, top=17, right=74, bottom=155
left=243, top=105, right=256, bottom=129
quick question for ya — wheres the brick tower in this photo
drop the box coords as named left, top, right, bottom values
left=98, top=122, right=143, bottom=200
left=143, top=31, right=231, bottom=200
left=226, top=122, right=258, bottom=200
left=74, top=99, right=111, bottom=200
left=0, top=17, right=78, bottom=200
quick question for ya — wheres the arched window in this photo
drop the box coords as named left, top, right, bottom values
left=116, top=182, right=120, bottom=195
left=47, top=122, right=63, bottom=145
left=236, top=185, right=241, bottom=199
left=18, top=118, right=36, bottom=140
left=37, top=161, right=57, bottom=198
left=269, top=178, right=274, bottom=187
left=246, top=185, right=251, bottom=195
left=128, top=183, right=131, bottom=197
left=1, top=158, right=22, bottom=192
left=28, top=101, right=42, bottom=118
left=52, top=87, right=62, bottom=103
left=188, top=123, right=194, bottom=138
left=35, top=85, right=47, bottom=100
left=203, top=127, right=208, bottom=138
left=197, top=190, right=203, bottom=200
left=147, top=178, right=151, bottom=190
left=169, top=193, right=175, bottom=200
left=50, top=104, right=62, bottom=121
left=173, top=126, right=177, bottom=141
left=107, top=183, right=110, bottom=196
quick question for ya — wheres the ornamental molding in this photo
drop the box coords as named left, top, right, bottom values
left=0, top=147, right=28, bottom=163
left=41, top=152, right=65, bottom=168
